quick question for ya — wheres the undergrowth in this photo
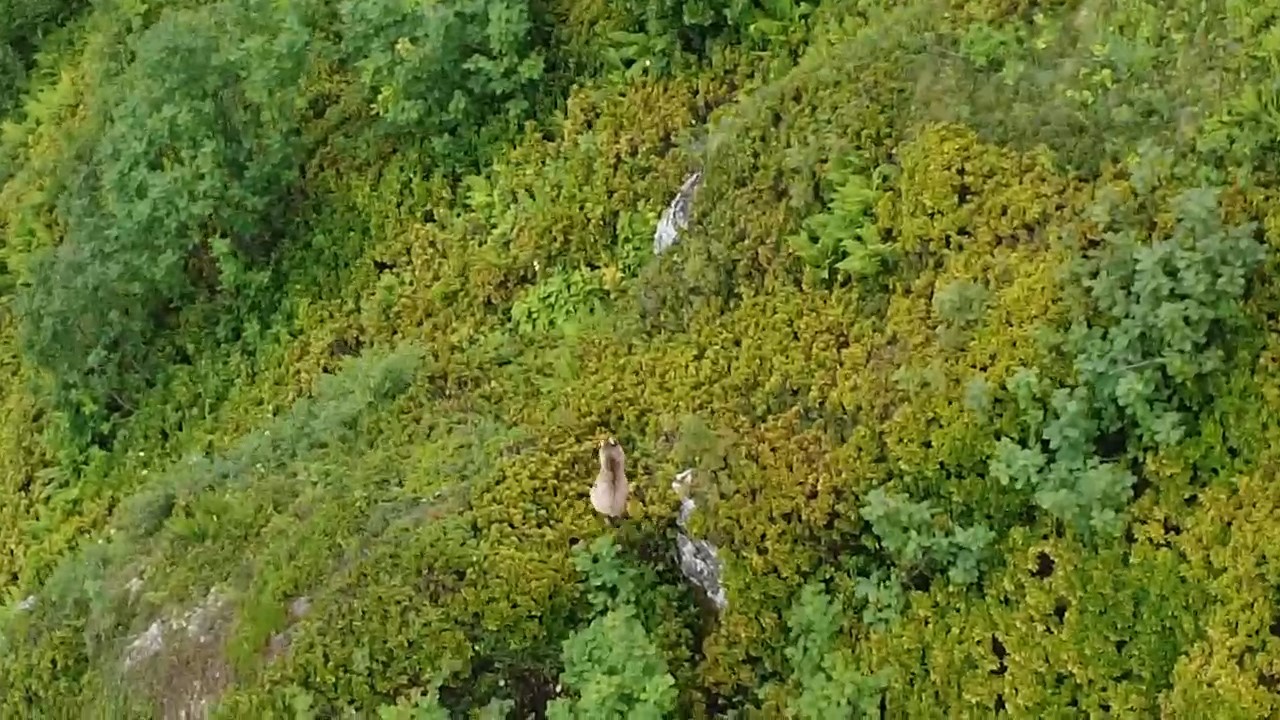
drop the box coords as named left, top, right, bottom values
left=5, top=0, right=1280, bottom=717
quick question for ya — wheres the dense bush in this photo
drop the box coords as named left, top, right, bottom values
left=548, top=0, right=816, bottom=79
left=774, top=583, right=889, bottom=717
left=546, top=539, right=681, bottom=718
left=338, top=0, right=547, bottom=151
left=3, top=0, right=568, bottom=454
left=15, top=0, right=315, bottom=447
left=0, top=0, right=91, bottom=116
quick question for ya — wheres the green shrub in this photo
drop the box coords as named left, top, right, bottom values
left=788, top=160, right=896, bottom=289
left=775, top=583, right=889, bottom=718
left=989, top=185, right=1266, bottom=535
left=0, top=0, right=91, bottom=116
left=537, top=536, right=688, bottom=718
left=338, top=0, right=546, bottom=154
left=546, top=605, right=679, bottom=720
left=933, top=278, right=989, bottom=348
left=860, top=487, right=996, bottom=587
left=375, top=689, right=450, bottom=720
left=15, top=0, right=315, bottom=447
left=550, top=0, right=815, bottom=79
left=509, top=268, right=610, bottom=335
left=1069, top=186, right=1266, bottom=447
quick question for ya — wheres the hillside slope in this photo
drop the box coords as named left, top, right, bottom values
left=5, top=0, right=1280, bottom=716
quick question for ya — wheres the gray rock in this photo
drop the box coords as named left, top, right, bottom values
left=124, top=619, right=167, bottom=670
left=123, top=589, right=226, bottom=669
left=288, top=596, right=312, bottom=620
left=653, top=172, right=703, bottom=255
left=672, top=469, right=727, bottom=611
left=266, top=632, right=291, bottom=662
left=126, top=576, right=145, bottom=602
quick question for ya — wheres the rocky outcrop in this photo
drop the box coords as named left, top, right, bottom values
left=672, top=469, right=727, bottom=611
left=122, top=589, right=232, bottom=719
left=653, top=172, right=703, bottom=255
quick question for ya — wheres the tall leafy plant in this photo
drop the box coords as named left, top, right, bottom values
left=1069, top=187, right=1265, bottom=446
left=564, top=0, right=815, bottom=79
left=789, top=160, right=896, bottom=289
left=0, top=0, right=92, bottom=117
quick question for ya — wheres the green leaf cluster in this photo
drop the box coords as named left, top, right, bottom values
left=989, top=187, right=1266, bottom=535
left=339, top=0, right=545, bottom=146
left=788, top=161, right=895, bottom=288
left=547, top=606, right=679, bottom=720
left=547, top=536, right=680, bottom=719
left=773, top=583, right=890, bottom=718
left=860, top=487, right=996, bottom=588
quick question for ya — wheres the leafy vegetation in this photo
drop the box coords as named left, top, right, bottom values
left=775, top=583, right=890, bottom=717
left=6, top=0, right=1280, bottom=716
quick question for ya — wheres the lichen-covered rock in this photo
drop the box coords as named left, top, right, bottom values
left=123, top=589, right=228, bottom=670
left=288, top=595, right=311, bottom=621
left=672, top=469, right=727, bottom=611
left=119, top=589, right=232, bottom=718
left=125, top=576, right=145, bottom=602
left=124, top=619, right=168, bottom=671
left=653, top=172, right=703, bottom=255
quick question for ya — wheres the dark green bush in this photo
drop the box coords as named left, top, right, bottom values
left=15, top=0, right=315, bottom=447
left=550, top=0, right=816, bottom=79
left=338, top=0, right=547, bottom=154
left=0, top=0, right=91, bottom=116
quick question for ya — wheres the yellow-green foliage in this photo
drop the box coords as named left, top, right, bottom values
left=7, top=0, right=1280, bottom=717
